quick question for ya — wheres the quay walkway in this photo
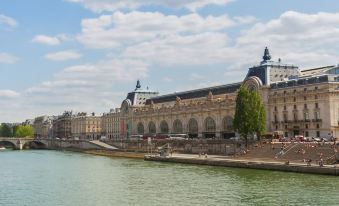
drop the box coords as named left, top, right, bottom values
left=144, top=153, right=339, bottom=176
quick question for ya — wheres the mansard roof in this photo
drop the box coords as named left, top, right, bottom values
left=300, top=65, right=335, bottom=77
left=145, top=82, right=242, bottom=105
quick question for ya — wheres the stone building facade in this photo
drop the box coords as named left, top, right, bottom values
left=102, top=108, right=120, bottom=140
left=33, top=116, right=55, bottom=138
left=117, top=48, right=339, bottom=139
left=52, top=111, right=73, bottom=139
left=71, top=112, right=102, bottom=140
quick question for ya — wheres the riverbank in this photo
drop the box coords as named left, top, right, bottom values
left=144, top=154, right=339, bottom=176
left=84, top=149, right=145, bottom=159
left=50, top=147, right=339, bottom=176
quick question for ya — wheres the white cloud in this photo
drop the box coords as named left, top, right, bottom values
left=0, top=14, right=17, bottom=28
left=66, top=0, right=234, bottom=12
left=0, top=52, right=19, bottom=64
left=21, top=57, right=148, bottom=120
left=77, top=11, right=242, bottom=49
left=234, top=11, right=339, bottom=68
left=45, top=50, right=82, bottom=61
left=0, top=90, right=20, bottom=98
left=124, top=32, right=230, bottom=65
left=32, top=35, right=61, bottom=46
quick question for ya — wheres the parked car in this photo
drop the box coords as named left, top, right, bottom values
left=304, top=137, right=313, bottom=142
left=313, top=137, right=321, bottom=142
left=229, top=137, right=240, bottom=141
left=295, top=135, right=305, bottom=142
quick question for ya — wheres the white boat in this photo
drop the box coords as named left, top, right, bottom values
left=0, top=146, right=6, bottom=150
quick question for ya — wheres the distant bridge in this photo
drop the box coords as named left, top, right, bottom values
left=0, top=137, right=47, bottom=150
left=0, top=137, right=118, bottom=150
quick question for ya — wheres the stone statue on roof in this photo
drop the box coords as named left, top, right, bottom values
left=135, top=80, right=141, bottom=90
left=263, top=47, right=271, bottom=62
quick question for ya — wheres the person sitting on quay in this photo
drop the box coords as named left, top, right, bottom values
left=306, top=159, right=312, bottom=166
left=319, top=158, right=324, bottom=167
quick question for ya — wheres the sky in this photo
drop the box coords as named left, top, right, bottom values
left=1, top=0, right=339, bottom=122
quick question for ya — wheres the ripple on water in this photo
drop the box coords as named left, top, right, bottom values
left=0, top=150, right=338, bottom=206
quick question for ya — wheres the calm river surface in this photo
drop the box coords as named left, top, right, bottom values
left=0, top=150, right=338, bottom=206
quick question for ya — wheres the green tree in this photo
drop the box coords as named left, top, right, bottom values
left=249, top=91, right=266, bottom=140
left=0, top=123, right=13, bottom=137
left=15, top=125, right=34, bottom=138
left=12, top=125, right=19, bottom=137
left=233, top=86, right=266, bottom=147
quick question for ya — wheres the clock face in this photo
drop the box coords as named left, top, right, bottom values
left=247, top=84, right=257, bottom=91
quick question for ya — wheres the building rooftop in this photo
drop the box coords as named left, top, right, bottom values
left=146, top=82, right=241, bottom=105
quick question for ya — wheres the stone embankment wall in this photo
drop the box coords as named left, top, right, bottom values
left=103, top=139, right=245, bottom=155
left=45, top=140, right=103, bottom=150
left=145, top=156, right=339, bottom=176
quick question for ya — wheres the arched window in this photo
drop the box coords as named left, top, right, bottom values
left=223, top=116, right=233, bottom=131
left=188, top=118, right=198, bottom=134
left=160, top=120, right=169, bottom=133
left=137, top=122, right=144, bottom=135
left=173, top=119, right=183, bottom=133
left=148, top=122, right=156, bottom=134
left=205, top=117, right=216, bottom=132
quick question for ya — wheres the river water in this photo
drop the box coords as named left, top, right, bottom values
left=0, top=150, right=338, bottom=206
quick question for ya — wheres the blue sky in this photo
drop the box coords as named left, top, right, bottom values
left=1, top=0, right=339, bottom=122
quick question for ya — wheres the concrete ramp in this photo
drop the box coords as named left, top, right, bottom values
left=89, top=140, right=118, bottom=150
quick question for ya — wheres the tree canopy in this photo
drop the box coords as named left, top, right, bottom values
left=233, top=86, right=266, bottom=146
left=14, top=125, right=34, bottom=138
left=0, top=123, right=13, bottom=137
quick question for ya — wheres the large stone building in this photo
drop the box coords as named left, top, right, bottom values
left=33, top=116, right=55, bottom=138
left=71, top=112, right=102, bottom=140
left=120, top=80, right=159, bottom=138
left=52, top=111, right=73, bottom=139
left=116, top=48, right=339, bottom=139
left=102, top=108, right=120, bottom=140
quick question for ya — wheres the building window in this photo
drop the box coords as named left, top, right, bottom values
left=274, top=106, right=277, bottom=111
left=305, top=124, right=308, bottom=129
left=315, top=111, right=320, bottom=120
left=304, top=88, right=307, bottom=91
left=316, top=124, right=320, bottom=129
left=316, top=131, right=320, bottom=137
left=274, top=115, right=278, bottom=122
left=275, top=125, right=278, bottom=130
left=304, top=104, right=307, bottom=109
left=315, top=95, right=318, bottom=99
left=305, top=131, right=309, bottom=137
left=304, top=96, right=307, bottom=101
left=293, top=113, right=298, bottom=121
left=284, top=98, right=286, bottom=103
left=285, top=125, right=288, bottom=129
left=205, top=117, right=216, bottom=132
left=315, top=86, right=318, bottom=90
left=294, top=97, right=296, bottom=102
left=283, top=114, right=288, bottom=121
left=315, top=103, right=318, bottom=109
left=284, top=105, right=286, bottom=110
left=293, top=89, right=296, bottom=93
left=294, top=105, right=297, bottom=110
left=304, top=112, right=309, bottom=120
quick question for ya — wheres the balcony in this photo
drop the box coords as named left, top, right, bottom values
left=312, top=119, right=322, bottom=122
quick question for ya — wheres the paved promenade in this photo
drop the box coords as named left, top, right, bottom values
left=144, top=153, right=339, bottom=176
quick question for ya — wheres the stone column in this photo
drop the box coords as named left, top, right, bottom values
left=16, top=140, right=23, bottom=150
